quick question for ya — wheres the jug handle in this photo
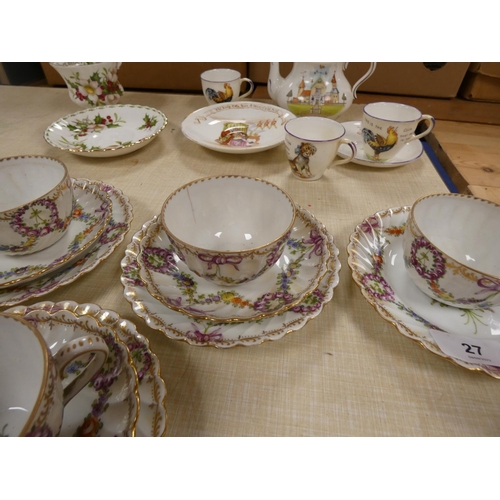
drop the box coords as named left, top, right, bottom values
left=351, top=63, right=377, bottom=98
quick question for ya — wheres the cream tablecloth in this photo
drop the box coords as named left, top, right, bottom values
left=1, top=85, right=499, bottom=437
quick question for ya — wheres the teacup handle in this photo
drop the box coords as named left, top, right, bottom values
left=238, top=78, right=255, bottom=100
left=410, top=114, right=436, bottom=142
left=54, top=334, right=109, bottom=406
left=332, top=138, right=357, bottom=166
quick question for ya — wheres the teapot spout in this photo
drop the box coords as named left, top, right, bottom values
left=268, top=62, right=283, bottom=102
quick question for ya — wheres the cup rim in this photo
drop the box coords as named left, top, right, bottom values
left=408, top=192, right=500, bottom=280
left=0, top=313, right=50, bottom=437
left=201, top=68, right=242, bottom=83
left=0, top=155, right=70, bottom=215
left=364, top=102, right=422, bottom=124
left=161, top=175, right=297, bottom=254
left=285, top=117, right=346, bottom=143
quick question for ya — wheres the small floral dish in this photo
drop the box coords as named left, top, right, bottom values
left=121, top=210, right=341, bottom=348
left=347, top=206, right=500, bottom=379
left=5, top=306, right=139, bottom=436
left=0, top=180, right=133, bottom=307
left=137, top=207, right=330, bottom=322
left=338, top=121, right=423, bottom=168
left=6, top=301, right=168, bottom=437
left=0, top=178, right=112, bottom=289
left=181, top=102, right=296, bottom=154
left=44, top=104, right=167, bottom=157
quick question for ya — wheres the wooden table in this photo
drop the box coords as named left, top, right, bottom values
left=1, top=85, right=500, bottom=437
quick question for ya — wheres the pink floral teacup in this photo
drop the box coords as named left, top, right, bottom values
left=50, top=62, right=124, bottom=107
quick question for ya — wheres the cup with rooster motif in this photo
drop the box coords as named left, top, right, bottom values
left=361, top=102, right=435, bottom=162
left=285, top=117, right=357, bottom=181
left=201, top=69, right=254, bottom=105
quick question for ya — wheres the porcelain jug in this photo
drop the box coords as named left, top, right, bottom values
left=268, top=63, right=376, bottom=119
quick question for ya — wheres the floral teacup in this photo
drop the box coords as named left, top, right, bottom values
left=50, top=62, right=124, bottom=107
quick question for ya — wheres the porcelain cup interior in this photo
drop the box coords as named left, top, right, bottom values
left=0, top=156, right=74, bottom=256
left=0, top=313, right=109, bottom=437
left=361, top=102, right=435, bottom=162
left=161, top=175, right=296, bottom=286
left=285, top=117, right=357, bottom=181
left=200, top=68, right=254, bottom=105
left=402, top=193, right=500, bottom=309
left=49, top=62, right=124, bottom=107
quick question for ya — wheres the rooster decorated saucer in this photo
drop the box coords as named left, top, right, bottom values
left=121, top=211, right=341, bottom=348
left=136, top=207, right=330, bottom=323
left=0, top=179, right=112, bottom=289
left=347, top=206, right=500, bottom=379
left=181, top=102, right=296, bottom=154
left=45, top=104, right=167, bottom=157
left=338, top=121, right=424, bottom=168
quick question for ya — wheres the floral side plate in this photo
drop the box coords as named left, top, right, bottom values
left=338, top=121, right=424, bottom=168
left=121, top=211, right=341, bottom=348
left=0, top=179, right=112, bottom=288
left=44, top=104, right=167, bottom=157
left=4, top=306, right=139, bottom=436
left=6, top=301, right=168, bottom=437
left=181, top=101, right=296, bottom=154
left=347, top=206, right=500, bottom=378
left=136, top=207, right=330, bottom=322
left=0, top=179, right=133, bottom=307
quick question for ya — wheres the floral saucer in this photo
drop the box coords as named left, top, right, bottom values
left=4, top=306, right=139, bottom=436
left=44, top=104, right=167, bottom=157
left=181, top=101, right=296, bottom=154
left=6, top=301, right=168, bottom=437
left=0, top=179, right=133, bottom=307
left=121, top=213, right=341, bottom=348
left=0, top=179, right=112, bottom=289
left=347, top=206, right=500, bottom=378
left=136, top=207, right=330, bottom=323
left=338, top=121, right=424, bottom=168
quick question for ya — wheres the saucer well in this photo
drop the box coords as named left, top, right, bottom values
left=4, top=306, right=139, bottom=436
left=0, top=179, right=133, bottom=307
left=338, top=120, right=424, bottom=168
left=0, top=178, right=112, bottom=288
left=6, top=301, right=168, bottom=437
left=347, top=206, right=500, bottom=378
left=181, top=101, right=296, bottom=154
left=121, top=212, right=341, bottom=348
left=45, top=104, right=167, bottom=157
left=136, top=206, right=330, bottom=323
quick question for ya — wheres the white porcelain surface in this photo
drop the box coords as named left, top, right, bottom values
left=0, top=180, right=133, bottom=307
left=338, top=121, right=423, bottom=168
left=138, top=206, right=329, bottom=322
left=0, top=156, right=73, bottom=255
left=6, top=301, right=168, bottom=437
left=4, top=307, right=139, bottom=436
left=201, top=68, right=254, bottom=105
left=121, top=209, right=341, bottom=348
left=347, top=206, right=500, bottom=378
left=45, top=104, right=167, bottom=157
left=162, top=176, right=296, bottom=286
left=181, top=101, right=296, bottom=154
left=403, top=193, right=500, bottom=309
left=0, top=179, right=112, bottom=288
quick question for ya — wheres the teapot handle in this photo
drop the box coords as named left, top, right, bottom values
left=351, top=63, right=377, bottom=98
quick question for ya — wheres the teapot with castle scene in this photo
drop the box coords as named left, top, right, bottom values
left=268, top=63, right=376, bottom=119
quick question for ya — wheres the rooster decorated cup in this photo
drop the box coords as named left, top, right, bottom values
left=361, top=102, right=435, bottom=162
left=201, top=69, right=254, bottom=106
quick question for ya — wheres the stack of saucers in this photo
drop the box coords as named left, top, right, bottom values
left=121, top=175, right=342, bottom=348
left=0, top=156, right=133, bottom=307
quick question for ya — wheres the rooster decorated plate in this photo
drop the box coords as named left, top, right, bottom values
left=338, top=121, right=424, bottom=168
left=181, top=102, right=296, bottom=154
left=45, top=104, right=167, bottom=157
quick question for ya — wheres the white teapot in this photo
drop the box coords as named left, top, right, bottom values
left=268, top=63, right=376, bottom=119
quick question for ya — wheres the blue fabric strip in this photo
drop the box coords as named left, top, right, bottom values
left=422, top=140, right=459, bottom=193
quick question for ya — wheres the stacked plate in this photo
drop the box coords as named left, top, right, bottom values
left=120, top=205, right=342, bottom=348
